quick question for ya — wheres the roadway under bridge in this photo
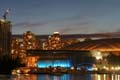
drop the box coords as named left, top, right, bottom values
left=26, top=50, right=93, bottom=60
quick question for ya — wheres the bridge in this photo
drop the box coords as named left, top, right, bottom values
left=12, top=33, right=120, bottom=39
left=26, top=50, right=94, bottom=68
left=27, top=50, right=91, bottom=56
left=26, top=50, right=92, bottom=60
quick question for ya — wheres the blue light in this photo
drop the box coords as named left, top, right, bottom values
left=37, top=60, right=71, bottom=68
left=77, top=63, right=93, bottom=71
left=86, top=66, right=93, bottom=71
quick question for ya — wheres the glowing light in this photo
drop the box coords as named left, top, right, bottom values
left=70, top=67, right=74, bottom=70
left=97, top=75, right=101, bottom=80
left=112, top=74, right=114, bottom=80
left=111, top=67, right=114, bottom=70
left=91, top=51, right=103, bottom=60
left=16, top=70, right=20, bottom=74
left=93, top=67, right=98, bottom=71
left=118, top=75, right=120, bottom=80
left=103, top=66, right=109, bottom=71
left=0, top=19, right=5, bottom=22
left=87, top=67, right=93, bottom=71
left=53, top=32, right=59, bottom=34
left=37, top=60, right=71, bottom=68
left=95, top=51, right=102, bottom=60
left=27, top=35, right=33, bottom=39
left=103, top=74, right=106, bottom=80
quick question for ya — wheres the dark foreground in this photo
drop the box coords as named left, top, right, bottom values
left=0, top=74, right=120, bottom=80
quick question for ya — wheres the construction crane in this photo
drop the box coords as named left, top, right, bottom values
left=2, top=8, right=11, bottom=20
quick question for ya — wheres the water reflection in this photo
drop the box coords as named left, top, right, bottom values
left=92, top=74, right=120, bottom=80
left=10, top=74, right=120, bottom=80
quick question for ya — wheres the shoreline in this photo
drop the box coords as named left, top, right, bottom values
left=11, top=67, right=120, bottom=75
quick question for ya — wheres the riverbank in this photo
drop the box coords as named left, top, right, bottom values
left=11, top=67, right=120, bottom=75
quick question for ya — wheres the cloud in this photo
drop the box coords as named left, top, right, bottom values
left=12, top=15, right=93, bottom=34
left=57, top=20, right=92, bottom=34
left=13, top=21, right=47, bottom=28
left=12, top=15, right=89, bottom=29
left=12, top=15, right=81, bottom=28
left=59, top=27, right=73, bottom=33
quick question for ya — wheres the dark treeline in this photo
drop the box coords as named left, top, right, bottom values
left=107, top=53, right=120, bottom=66
left=0, top=55, right=25, bottom=74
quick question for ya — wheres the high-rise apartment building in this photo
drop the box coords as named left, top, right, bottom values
left=0, top=19, right=11, bottom=57
left=43, top=32, right=64, bottom=50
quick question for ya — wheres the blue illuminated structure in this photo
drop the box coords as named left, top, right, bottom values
left=27, top=50, right=94, bottom=70
left=37, top=60, right=71, bottom=68
left=77, top=63, right=94, bottom=71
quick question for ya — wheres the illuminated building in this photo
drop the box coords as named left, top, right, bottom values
left=13, top=31, right=94, bottom=68
left=22, top=31, right=40, bottom=67
left=43, top=32, right=64, bottom=50
left=11, top=39, right=26, bottom=63
left=11, top=31, right=41, bottom=65
left=23, top=31, right=38, bottom=50
left=37, top=60, right=71, bottom=68
left=0, top=19, right=11, bottom=57
left=26, top=50, right=93, bottom=69
left=11, top=38, right=20, bottom=59
left=25, top=56, right=39, bottom=67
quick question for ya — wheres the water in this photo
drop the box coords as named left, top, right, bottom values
left=1, top=74, right=120, bottom=80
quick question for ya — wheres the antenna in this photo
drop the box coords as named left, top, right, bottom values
left=2, top=8, right=11, bottom=20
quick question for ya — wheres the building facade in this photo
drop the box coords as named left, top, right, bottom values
left=0, top=19, right=11, bottom=58
left=43, top=32, right=64, bottom=50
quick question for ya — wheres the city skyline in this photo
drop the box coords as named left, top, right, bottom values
left=1, top=0, right=120, bottom=35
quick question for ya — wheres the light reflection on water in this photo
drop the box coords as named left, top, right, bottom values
left=9, top=74, right=120, bottom=80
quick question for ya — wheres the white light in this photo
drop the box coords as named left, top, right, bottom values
left=111, top=67, right=114, bottom=70
left=95, top=51, right=102, bottom=60
left=97, top=75, right=101, bottom=80
left=53, top=32, right=59, bottom=34
left=0, top=19, right=5, bottom=22
left=16, top=69, right=20, bottom=74
left=93, top=67, right=98, bottom=71
left=71, top=67, right=74, bottom=70
left=27, top=35, right=33, bottom=39
left=103, top=66, right=109, bottom=70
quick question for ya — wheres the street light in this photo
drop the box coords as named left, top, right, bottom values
left=95, top=51, right=102, bottom=60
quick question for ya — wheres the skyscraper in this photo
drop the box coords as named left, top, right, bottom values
left=0, top=19, right=11, bottom=58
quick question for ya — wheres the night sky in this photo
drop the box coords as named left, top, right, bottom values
left=1, top=0, right=120, bottom=35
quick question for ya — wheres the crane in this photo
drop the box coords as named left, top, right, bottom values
left=2, top=8, right=11, bottom=20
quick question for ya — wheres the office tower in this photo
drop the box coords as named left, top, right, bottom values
left=0, top=19, right=11, bottom=57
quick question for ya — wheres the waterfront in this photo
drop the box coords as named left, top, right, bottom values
left=0, top=74, right=119, bottom=80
